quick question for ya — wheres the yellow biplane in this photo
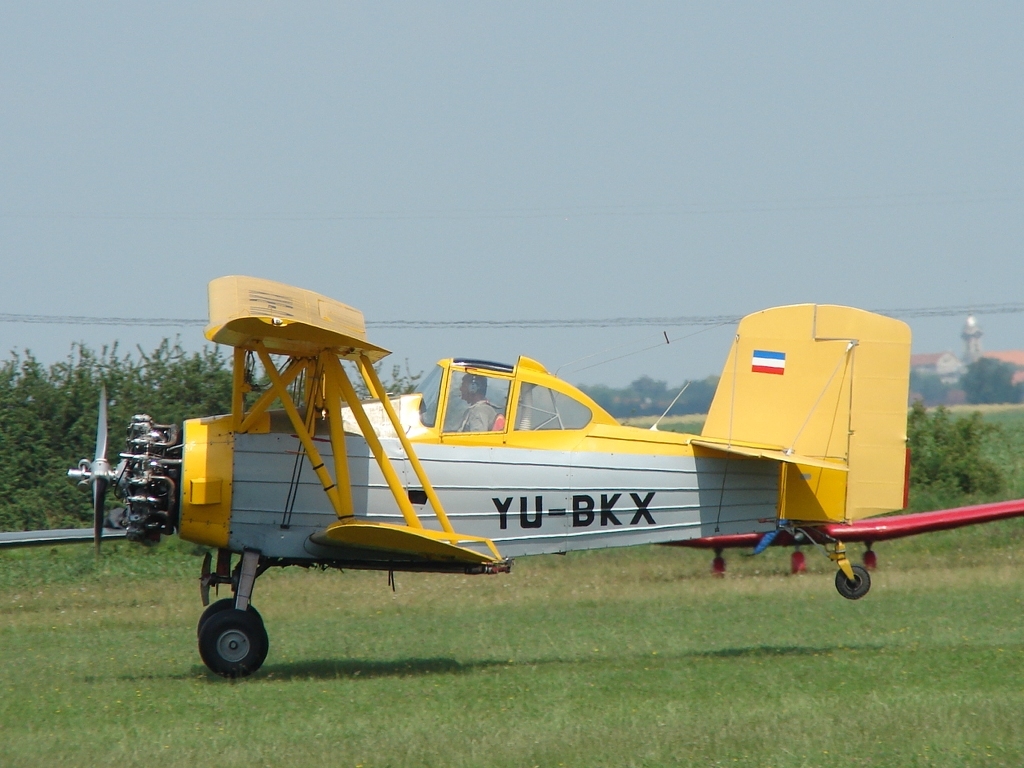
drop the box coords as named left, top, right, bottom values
left=6, top=276, right=921, bottom=677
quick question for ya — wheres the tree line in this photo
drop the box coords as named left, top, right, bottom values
left=579, top=375, right=719, bottom=419
left=912, top=357, right=1024, bottom=407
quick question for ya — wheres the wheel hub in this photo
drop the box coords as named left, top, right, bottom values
left=216, top=629, right=251, bottom=662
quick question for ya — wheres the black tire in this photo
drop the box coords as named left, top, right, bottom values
left=835, top=564, right=871, bottom=600
left=198, top=607, right=269, bottom=678
left=196, top=598, right=263, bottom=639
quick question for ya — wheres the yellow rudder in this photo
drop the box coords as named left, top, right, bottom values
left=701, top=304, right=911, bottom=523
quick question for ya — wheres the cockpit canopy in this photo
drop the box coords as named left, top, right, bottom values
left=411, top=356, right=612, bottom=437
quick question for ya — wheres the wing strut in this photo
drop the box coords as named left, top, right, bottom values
left=356, top=354, right=457, bottom=535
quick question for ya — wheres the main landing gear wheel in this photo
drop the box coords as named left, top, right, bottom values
left=196, top=598, right=264, bottom=639
left=835, top=564, right=871, bottom=600
left=198, top=607, right=269, bottom=678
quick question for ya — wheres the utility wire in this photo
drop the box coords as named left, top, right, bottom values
left=0, top=189, right=1018, bottom=222
left=2, top=302, right=1023, bottom=329
left=0, top=314, right=206, bottom=327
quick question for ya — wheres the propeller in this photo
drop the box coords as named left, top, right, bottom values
left=68, top=386, right=117, bottom=557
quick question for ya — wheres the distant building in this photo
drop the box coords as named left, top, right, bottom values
left=910, top=352, right=964, bottom=384
left=911, top=314, right=1024, bottom=400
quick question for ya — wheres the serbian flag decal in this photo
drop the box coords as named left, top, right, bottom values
left=751, top=349, right=786, bottom=375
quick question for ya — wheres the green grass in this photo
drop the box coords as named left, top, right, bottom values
left=4, top=538, right=1024, bottom=767
left=4, top=405, right=1023, bottom=766
left=947, top=403, right=1024, bottom=426
left=619, top=415, right=706, bottom=433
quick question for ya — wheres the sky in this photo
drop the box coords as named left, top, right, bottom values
left=1, top=3, right=1022, bottom=388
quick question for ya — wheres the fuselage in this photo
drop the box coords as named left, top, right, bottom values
left=178, top=356, right=777, bottom=564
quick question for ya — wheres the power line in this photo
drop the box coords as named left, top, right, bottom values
left=1, top=302, right=1023, bottom=330
left=0, top=190, right=1018, bottom=223
left=370, top=315, right=745, bottom=329
left=0, top=314, right=206, bottom=327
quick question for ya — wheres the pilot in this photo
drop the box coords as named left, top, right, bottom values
left=458, top=373, right=499, bottom=432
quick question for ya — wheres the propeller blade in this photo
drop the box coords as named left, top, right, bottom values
left=93, top=476, right=108, bottom=558
left=95, top=385, right=108, bottom=463
left=92, top=385, right=110, bottom=558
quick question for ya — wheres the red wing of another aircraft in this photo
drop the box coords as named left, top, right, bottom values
left=670, top=497, right=1024, bottom=570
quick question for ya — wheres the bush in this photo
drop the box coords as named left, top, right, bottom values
left=0, top=342, right=233, bottom=532
left=961, top=357, right=1022, bottom=404
left=906, top=402, right=1004, bottom=507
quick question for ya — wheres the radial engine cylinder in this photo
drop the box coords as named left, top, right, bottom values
left=116, top=415, right=182, bottom=542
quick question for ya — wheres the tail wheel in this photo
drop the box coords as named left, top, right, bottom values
left=835, top=564, right=871, bottom=600
left=198, top=607, right=269, bottom=678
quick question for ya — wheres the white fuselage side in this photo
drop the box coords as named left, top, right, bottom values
left=227, top=432, right=777, bottom=560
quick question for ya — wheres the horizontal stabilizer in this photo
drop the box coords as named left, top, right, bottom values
left=310, top=521, right=502, bottom=565
left=690, top=438, right=848, bottom=472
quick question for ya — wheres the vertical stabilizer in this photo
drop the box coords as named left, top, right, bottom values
left=700, top=305, right=911, bottom=522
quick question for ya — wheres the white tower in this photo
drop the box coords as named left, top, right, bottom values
left=962, top=314, right=983, bottom=364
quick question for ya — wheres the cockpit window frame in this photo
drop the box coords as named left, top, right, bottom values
left=438, top=363, right=514, bottom=435
left=412, top=363, right=445, bottom=429
left=511, top=378, right=593, bottom=432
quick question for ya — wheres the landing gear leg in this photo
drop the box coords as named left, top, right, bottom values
left=197, top=549, right=269, bottom=677
left=828, top=541, right=871, bottom=600
left=234, top=549, right=260, bottom=611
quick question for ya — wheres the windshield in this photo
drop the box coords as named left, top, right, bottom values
left=413, top=364, right=444, bottom=427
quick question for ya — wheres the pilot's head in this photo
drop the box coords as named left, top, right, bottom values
left=460, top=373, right=487, bottom=403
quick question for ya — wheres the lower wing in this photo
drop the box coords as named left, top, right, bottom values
left=0, top=527, right=128, bottom=549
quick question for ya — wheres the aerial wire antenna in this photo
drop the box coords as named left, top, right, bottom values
left=554, top=330, right=670, bottom=377
left=558, top=321, right=734, bottom=377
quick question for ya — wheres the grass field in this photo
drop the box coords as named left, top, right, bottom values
left=4, top=525, right=1024, bottom=768
left=4, top=404, right=1024, bottom=766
